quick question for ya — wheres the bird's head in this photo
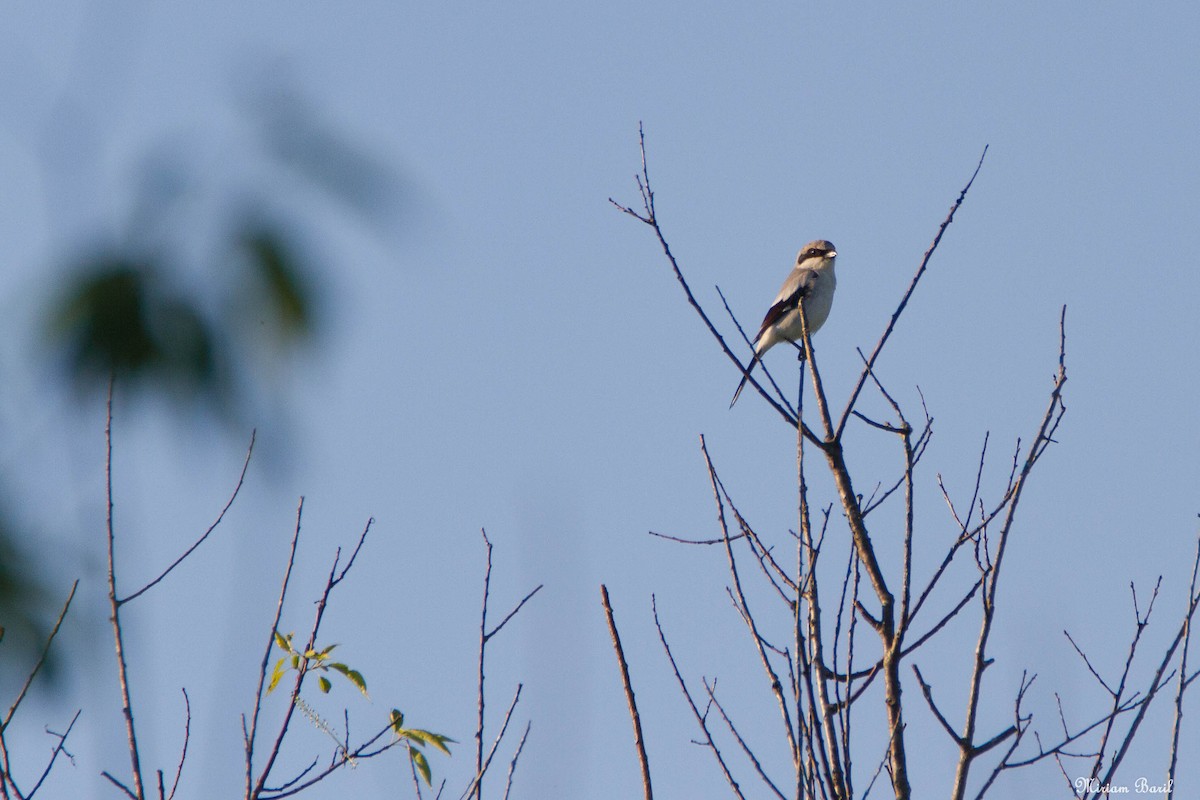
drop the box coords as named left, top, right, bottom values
left=797, top=240, right=837, bottom=268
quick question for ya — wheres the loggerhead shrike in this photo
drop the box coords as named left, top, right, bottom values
left=730, top=239, right=838, bottom=407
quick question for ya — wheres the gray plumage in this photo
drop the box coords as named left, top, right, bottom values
left=730, top=240, right=838, bottom=407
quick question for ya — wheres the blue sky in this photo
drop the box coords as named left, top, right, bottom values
left=2, top=2, right=1199, bottom=798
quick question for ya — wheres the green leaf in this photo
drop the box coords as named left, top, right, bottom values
left=268, top=657, right=288, bottom=694
left=426, top=732, right=455, bottom=755
left=390, top=709, right=404, bottom=733
left=411, top=748, right=431, bottom=786
left=318, top=676, right=332, bottom=694
left=329, top=662, right=369, bottom=696
left=401, top=728, right=454, bottom=754
left=273, top=630, right=290, bottom=651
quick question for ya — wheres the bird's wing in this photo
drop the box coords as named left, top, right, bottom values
left=754, top=267, right=820, bottom=342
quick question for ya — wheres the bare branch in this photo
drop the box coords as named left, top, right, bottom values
left=166, top=689, right=191, bottom=800
left=1092, top=569, right=1200, bottom=791
left=705, top=461, right=796, bottom=594
left=102, top=770, right=138, bottom=800
left=472, top=530, right=539, bottom=800
left=912, top=664, right=963, bottom=745
left=260, top=720, right=407, bottom=800
left=244, top=498, right=305, bottom=799
left=950, top=307, right=1067, bottom=800
left=501, top=722, right=532, bottom=800
left=1166, top=531, right=1200, bottom=796
left=600, top=585, right=653, bottom=800
left=18, top=709, right=81, bottom=799
left=700, top=437, right=799, bottom=763
left=331, top=518, right=372, bottom=587
left=461, top=685, right=524, bottom=800
left=648, top=529, right=746, bottom=546
left=836, top=145, right=989, bottom=440
left=486, top=584, right=544, bottom=641
left=701, top=680, right=786, bottom=800
left=104, top=377, right=146, bottom=800
left=610, top=122, right=805, bottom=430
left=121, top=430, right=256, bottom=604
left=715, top=283, right=796, bottom=418
left=1062, top=631, right=1114, bottom=696
left=254, top=519, right=375, bottom=797
left=793, top=405, right=849, bottom=800
left=3, top=581, right=77, bottom=729
left=473, top=530, right=494, bottom=800
left=653, top=595, right=747, bottom=800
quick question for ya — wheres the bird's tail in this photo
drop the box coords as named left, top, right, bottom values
left=729, top=355, right=760, bottom=408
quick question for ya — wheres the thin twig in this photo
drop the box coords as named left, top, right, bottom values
left=166, top=689, right=191, bottom=800
left=260, top=721, right=407, bottom=799
left=22, top=709, right=81, bottom=799
left=912, top=665, right=964, bottom=744
left=1166, top=531, right=1200, bottom=799
left=949, top=307, right=1067, bottom=800
left=256, top=520, right=374, bottom=797
left=244, top=498, right=306, bottom=799
left=648, top=529, right=746, bottom=546
left=3, top=581, right=77, bottom=729
left=701, top=437, right=799, bottom=762
left=501, top=722, right=532, bottom=800
left=836, top=145, right=989, bottom=440
left=102, top=771, right=138, bottom=800
left=461, top=686, right=524, bottom=800
left=105, top=377, right=146, bottom=800
left=121, top=431, right=256, bottom=604
left=472, top=531, right=540, bottom=800
left=473, top=529, right=494, bottom=800
left=1092, top=575, right=1199, bottom=792
left=610, top=123, right=805, bottom=430
left=715, top=284, right=796, bottom=418
left=652, top=595, right=747, bottom=799
left=702, top=680, right=787, bottom=800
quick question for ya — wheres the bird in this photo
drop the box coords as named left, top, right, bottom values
left=730, top=239, right=838, bottom=407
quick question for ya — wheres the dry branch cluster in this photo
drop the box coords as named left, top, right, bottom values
left=1, top=383, right=541, bottom=800
left=606, top=126, right=1200, bottom=800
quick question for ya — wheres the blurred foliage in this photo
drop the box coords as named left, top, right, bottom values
left=47, top=259, right=222, bottom=402
left=0, top=505, right=54, bottom=679
left=244, top=82, right=403, bottom=229
left=42, top=77, right=404, bottom=415
left=241, top=228, right=314, bottom=338
left=44, top=222, right=314, bottom=415
left=3, top=81, right=406, bottom=669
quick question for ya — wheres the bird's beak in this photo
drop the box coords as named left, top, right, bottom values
left=828, top=250, right=837, bottom=258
